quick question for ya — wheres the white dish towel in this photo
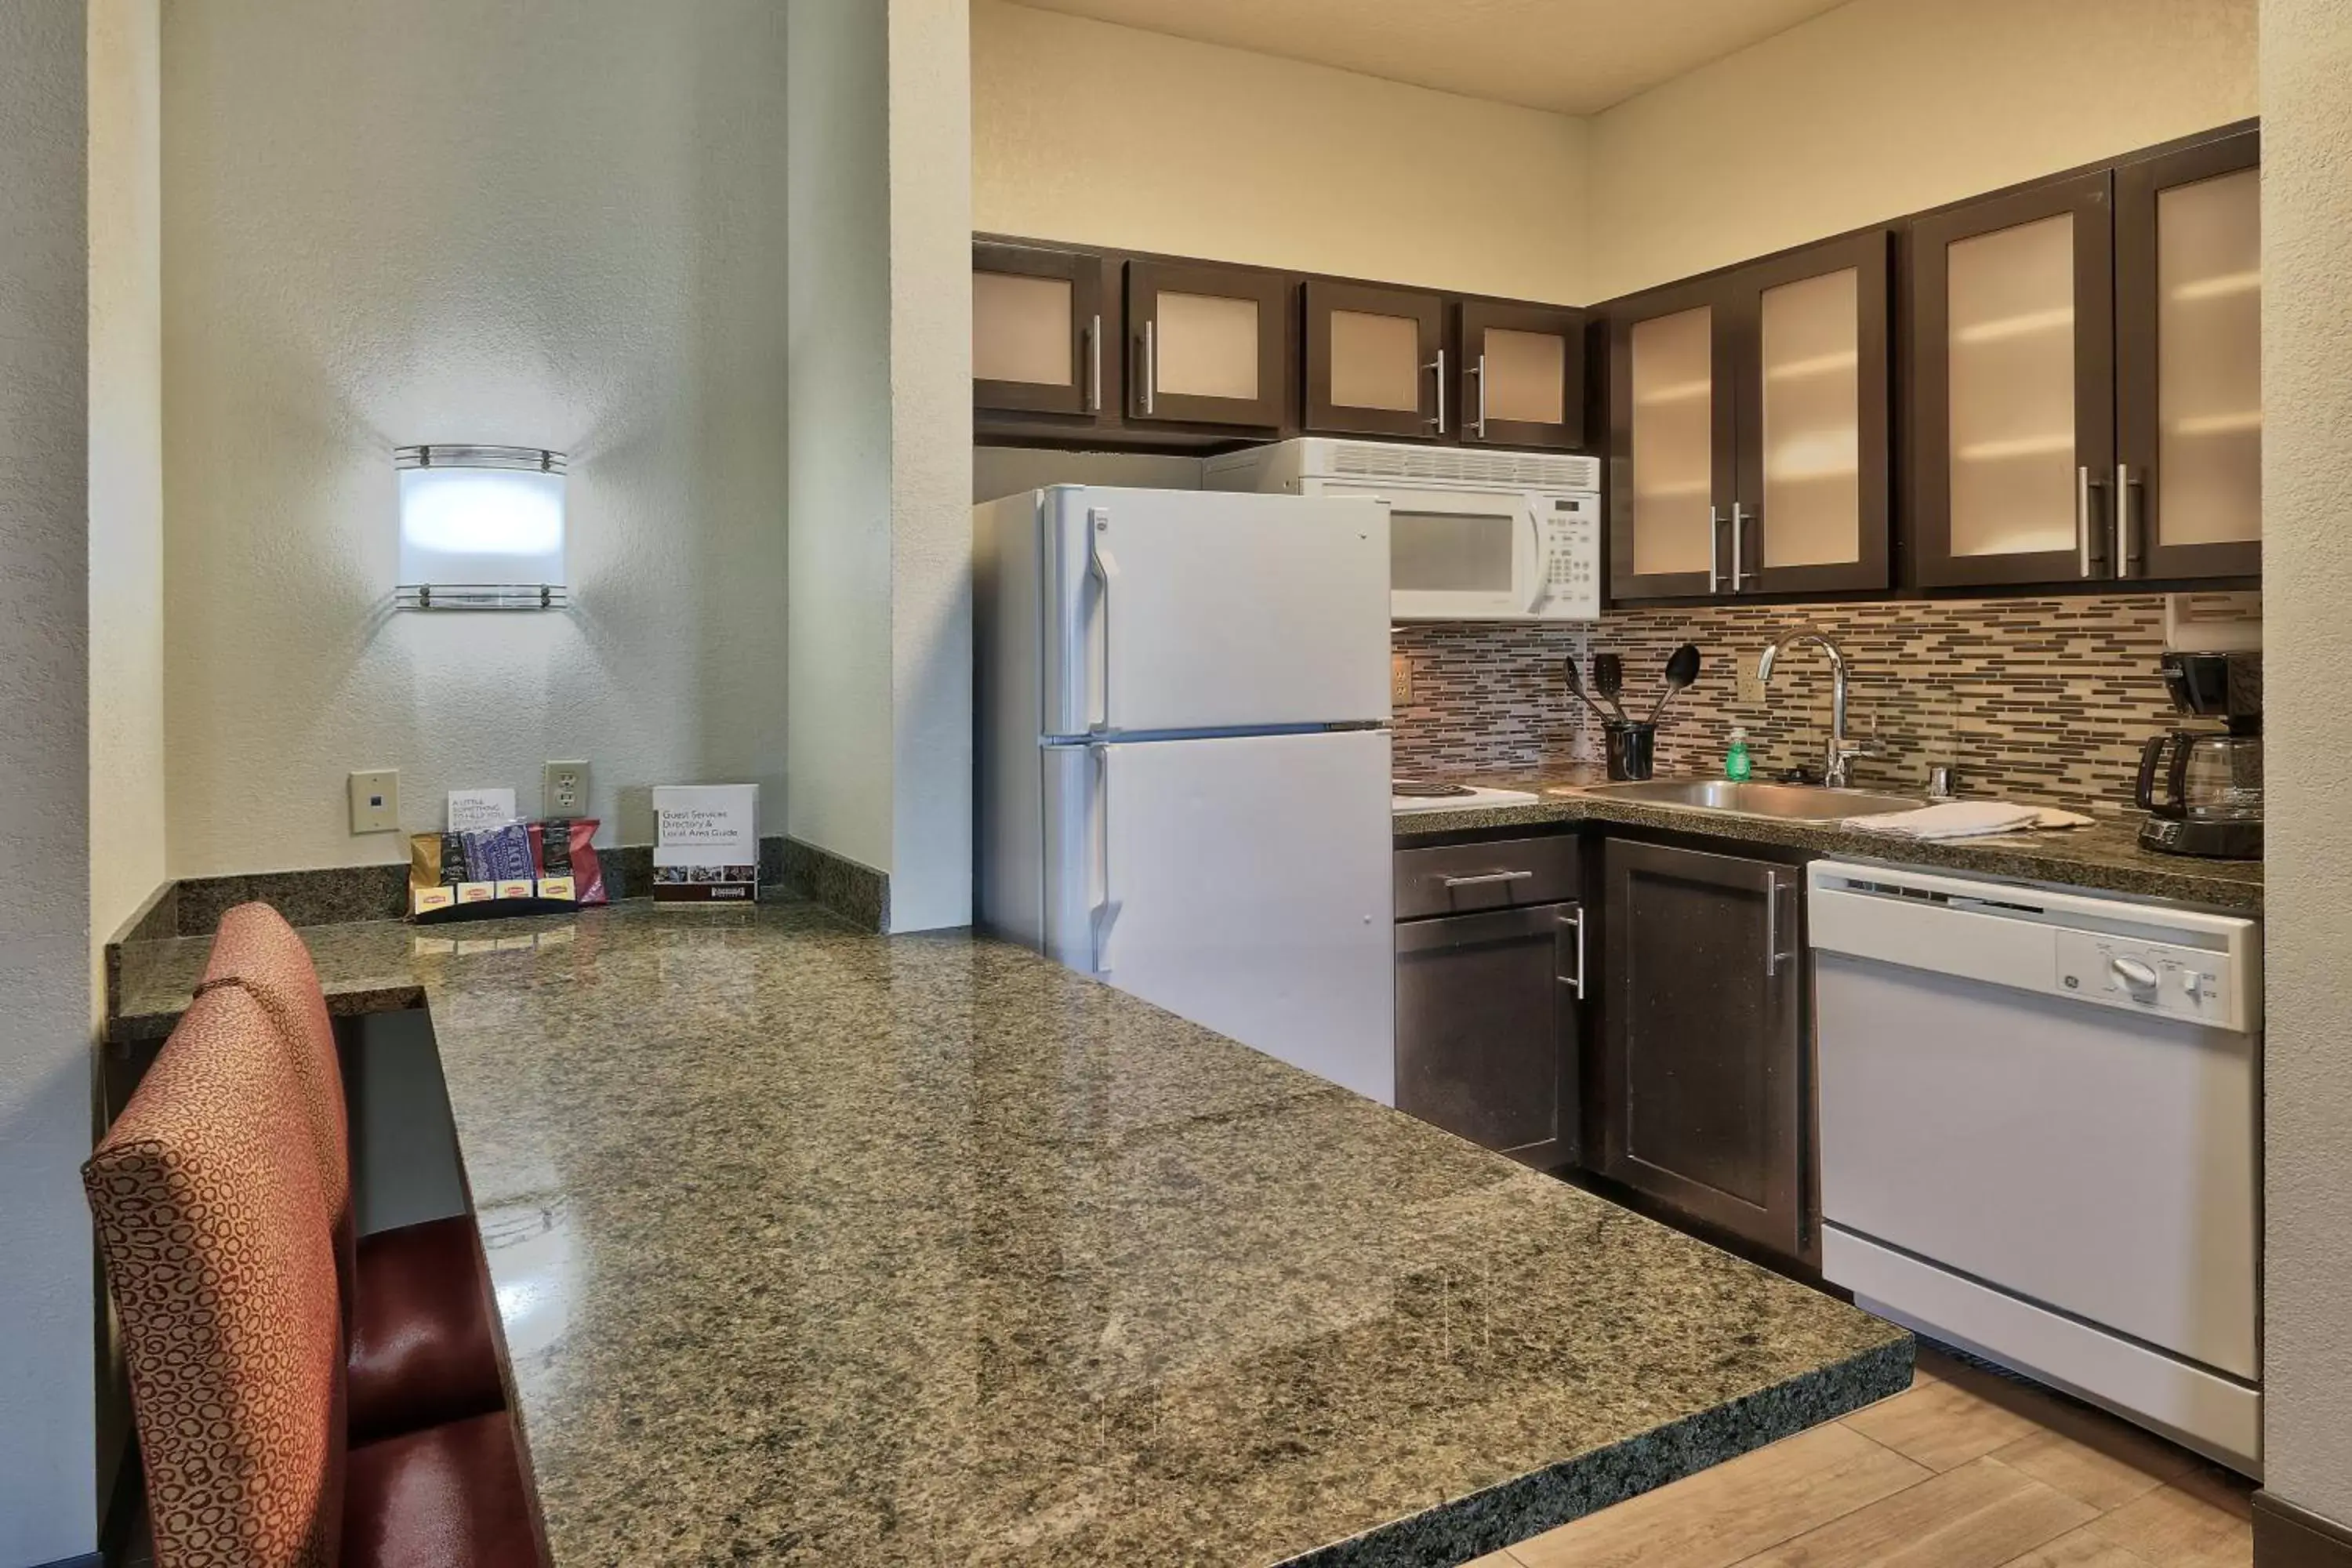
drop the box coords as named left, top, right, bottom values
left=1843, top=800, right=2096, bottom=839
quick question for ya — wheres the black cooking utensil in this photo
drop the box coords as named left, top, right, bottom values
left=1644, top=642, right=1703, bottom=724
left=1562, top=656, right=1614, bottom=723
left=1594, top=653, right=1629, bottom=721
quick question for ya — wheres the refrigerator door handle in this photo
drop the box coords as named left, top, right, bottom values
left=1045, top=499, right=1094, bottom=736
left=1088, top=742, right=1121, bottom=974
left=1090, top=524, right=1120, bottom=733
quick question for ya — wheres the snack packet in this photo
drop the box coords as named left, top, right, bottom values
left=528, top=818, right=607, bottom=906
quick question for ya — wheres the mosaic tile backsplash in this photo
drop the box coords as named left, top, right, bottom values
left=1392, top=593, right=2260, bottom=814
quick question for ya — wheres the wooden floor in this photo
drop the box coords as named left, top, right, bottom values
left=1475, top=1348, right=2254, bottom=1568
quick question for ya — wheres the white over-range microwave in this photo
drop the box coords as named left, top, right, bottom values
left=1204, top=437, right=1601, bottom=622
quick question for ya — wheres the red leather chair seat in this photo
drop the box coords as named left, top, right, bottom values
left=344, top=1410, right=543, bottom=1568
left=348, top=1215, right=510, bottom=1446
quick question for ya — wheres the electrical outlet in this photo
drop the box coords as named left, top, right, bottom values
left=1737, top=666, right=1767, bottom=707
left=349, top=769, right=400, bottom=833
left=1390, top=654, right=1414, bottom=709
left=543, top=759, right=590, bottom=818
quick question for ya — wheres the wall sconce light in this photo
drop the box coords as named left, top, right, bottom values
left=395, top=445, right=568, bottom=610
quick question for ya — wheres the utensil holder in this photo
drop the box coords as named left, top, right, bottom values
left=1603, top=721, right=1657, bottom=781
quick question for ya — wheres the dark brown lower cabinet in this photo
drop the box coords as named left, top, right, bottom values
left=1395, top=902, right=1582, bottom=1171
left=1599, top=839, right=1806, bottom=1260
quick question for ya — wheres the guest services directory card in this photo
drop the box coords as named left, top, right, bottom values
left=652, top=784, right=757, bottom=902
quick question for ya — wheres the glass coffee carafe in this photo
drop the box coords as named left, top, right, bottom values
left=2138, top=651, right=2262, bottom=860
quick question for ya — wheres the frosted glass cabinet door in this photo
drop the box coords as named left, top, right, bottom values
left=1911, top=173, right=2117, bottom=586
left=1303, top=280, right=1444, bottom=439
left=973, top=241, right=1104, bottom=418
left=1609, top=278, right=1737, bottom=601
left=1127, top=260, right=1290, bottom=429
left=1734, top=230, right=1891, bottom=594
left=1460, top=299, right=1585, bottom=449
left=2118, top=129, right=2263, bottom=580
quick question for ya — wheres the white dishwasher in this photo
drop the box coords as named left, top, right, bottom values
left=1808, top=860, right=2261, bottom=1474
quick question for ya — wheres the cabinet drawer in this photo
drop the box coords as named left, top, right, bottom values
left=1395, top=835, right=1580, bottom=919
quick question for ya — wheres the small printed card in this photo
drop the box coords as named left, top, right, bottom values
left=652, top=784, right=758, bottom=903
left=448, top=788, right=517, bottom=833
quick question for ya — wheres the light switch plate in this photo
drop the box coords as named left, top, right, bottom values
left=544, top=759, right=590, bottom=818
left=349, top=769, right=400, bottom=834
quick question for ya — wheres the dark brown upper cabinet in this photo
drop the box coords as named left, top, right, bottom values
left=1302, top=280, right=1445, bottom=440
left=2116, top=128, right=2263, bottom=581
left=1460, top=299, right=1585, bottom=450
left=1126, top=260, right=1290, bottom=430
left=1911, top=174, right=2118, bottom=588
left=1609, top=275, right=1739, bottom=602
left=972, top=241, right=1109, bottom=421
left=1609, top=231, right=1892, bottom=604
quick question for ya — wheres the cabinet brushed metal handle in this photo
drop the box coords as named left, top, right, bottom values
left=1087, top=313, right=1102, bottom=413
left=1764, top=873, right=1798, bottom=977
left=1440, top=869, right=1535, bottom=889
left=2115, top=462, right=2134, bottom=578
left=2078, top=465, right=2093, bottom=577
left=1142, top=319, right=1156, bottom=416
left=1472, top=352, right=1490, bottom=438
left=1559, top=906, right=1588, bottom=1000
left=1708, top=506, right=1723, bottom=593
left=1427, top=347, right=1446, bottom=433
left=1730, top=502, right=1750, bottom=591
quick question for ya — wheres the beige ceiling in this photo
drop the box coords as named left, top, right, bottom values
left=1000, top=0, right=1860, bottom=115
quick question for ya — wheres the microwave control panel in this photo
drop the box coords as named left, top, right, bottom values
left=1533, top=495, right=1602, bottom=620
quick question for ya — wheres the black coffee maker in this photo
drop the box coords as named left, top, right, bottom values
left=2137, top=650, right=2261, bottom=860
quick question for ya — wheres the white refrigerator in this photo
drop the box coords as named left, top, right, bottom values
left=975, top=485, right=1396, bottom=1104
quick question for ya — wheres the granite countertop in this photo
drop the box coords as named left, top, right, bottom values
left=1395, top=767, right=2263, bottom=913
left=115, top=899, right=1909, bottom=1566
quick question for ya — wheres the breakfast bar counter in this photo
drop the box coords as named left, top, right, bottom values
left=113, top=899, right=1907, bottom=1566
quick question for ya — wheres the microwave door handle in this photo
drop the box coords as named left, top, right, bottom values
left=1523, top=495, right=1547, bottom=615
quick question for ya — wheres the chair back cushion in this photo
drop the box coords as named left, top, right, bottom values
left=86, top=984, right=346, bottom=1568
left=202, top=902, right=354, bottom=1299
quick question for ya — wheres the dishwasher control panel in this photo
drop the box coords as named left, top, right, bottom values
left=2054, top=932, right=2230, bottom=1026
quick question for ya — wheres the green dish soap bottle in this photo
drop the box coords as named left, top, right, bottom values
left=1725, top=726, right=1752, bottom=782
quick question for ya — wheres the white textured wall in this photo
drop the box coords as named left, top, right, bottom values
left=1588, top=0, right=2257, bottom=299
left=972, top=0, right=1589, bottom=303
left=89, top=0, right=165, bottom=956
left=788, top=0, right=976, bottom=931
left=2259, top=0, right=2352, bottom=1530
left=162, top=0, right=790, bottom=873
left=887, top=0, right=975, bottom=932
left=0, top=2, right=100, bottom=1559
left=786, top=0, right=897, bottom=877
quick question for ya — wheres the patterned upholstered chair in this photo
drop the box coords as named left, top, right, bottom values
left=85, top=984, right=348, bottom=1567
left=202, top=902, right=508, bottom=1444
left=88, top=979, right=547, bottom=1566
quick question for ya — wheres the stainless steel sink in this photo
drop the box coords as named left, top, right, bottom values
left=1568, top=779, right=1922, bottom=821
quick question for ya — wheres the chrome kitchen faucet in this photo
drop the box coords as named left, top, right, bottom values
left=1758, top=625, right=1880, bottom=788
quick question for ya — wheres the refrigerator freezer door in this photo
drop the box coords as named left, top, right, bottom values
left=1043, top=487, right=1391, bottom=736
left=1044, top=728, right=1396, bottom=1105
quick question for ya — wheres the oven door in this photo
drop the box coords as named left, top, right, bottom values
left=1348, top=484, right=1544, bottom=621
